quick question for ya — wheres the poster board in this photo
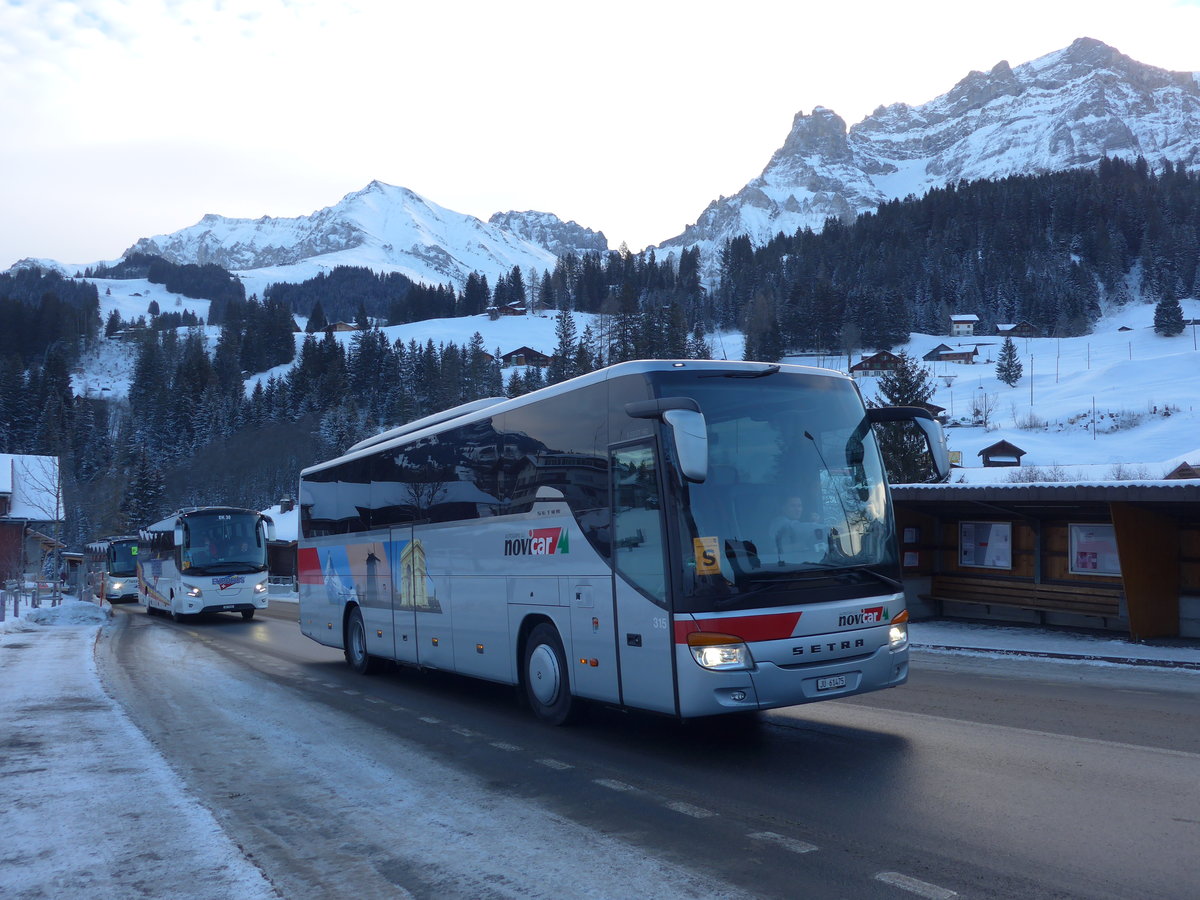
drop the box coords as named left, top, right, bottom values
left=1069, top=523, right=1121, bottom=576
left=959, top=521, right=1012, bottom=570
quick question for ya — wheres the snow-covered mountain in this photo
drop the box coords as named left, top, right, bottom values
left=488, top=211, right=609, bottom=256
left=124, top=181, right=559, bottom=294
left=658, top=37, right=1200, bottom=266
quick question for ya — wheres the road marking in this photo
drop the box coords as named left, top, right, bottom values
left=419, top=716, right=441, bottom=724
left=666, top=800, right=715, bottom=818
left=363, top=697, right=384, bottom=704
left=875, top=871, right=957, bottom=898
left=490, top=742, right=522, bottom=752
left=451, top=726, right=478, bottom=738
left=748, top=831, right=817, bottom=854
left=536, top=758, right=573, bottom=770
left=594, top=778, right=642, bottom=794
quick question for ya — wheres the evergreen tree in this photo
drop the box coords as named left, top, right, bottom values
left=995, top=336, right=1023, bottom=386
left=872, top=351, right=938, bottom=484
left=1153, top=294, right=1185, bottom=336
left=547, top=308, right=578, bottom=383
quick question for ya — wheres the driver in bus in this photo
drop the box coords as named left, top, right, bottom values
left=769, top=495, right=827, bottom=564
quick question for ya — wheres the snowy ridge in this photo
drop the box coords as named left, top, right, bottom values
left=659, top=38, right=1200, bottom=269
left=125, top=181, right=558, bottom=293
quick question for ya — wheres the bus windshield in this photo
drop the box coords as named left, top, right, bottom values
left=108, top=541, right=140, bottom=577
left=181, top=512, right=268, bottom=574
left=655, top=370, right=898, bottom=612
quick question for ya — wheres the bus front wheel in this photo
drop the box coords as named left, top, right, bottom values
left=345, top=607, right=380, bottom=675
left=524, top=623, right=576, bottom=725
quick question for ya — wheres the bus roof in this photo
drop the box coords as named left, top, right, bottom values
left=142, top=506, right=269, bottom=534
left=303, top=358, right=848, bottom=478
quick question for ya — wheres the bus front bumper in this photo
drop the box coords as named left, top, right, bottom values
left=676, top=644, right=908, bottom=717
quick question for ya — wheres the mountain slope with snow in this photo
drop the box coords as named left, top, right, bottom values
left=125, top=181, right=559, bottom=295
left=659, top=38, right=1200, bottom=268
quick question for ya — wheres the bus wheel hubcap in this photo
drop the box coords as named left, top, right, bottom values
left=529, top=644, right=560, bottom=706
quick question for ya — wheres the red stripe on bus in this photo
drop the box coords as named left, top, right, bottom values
left=298, top=547, right=323, bottom=584
left=674, top=611, right=803, bottom=644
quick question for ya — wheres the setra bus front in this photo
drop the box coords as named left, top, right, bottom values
left=622, top=364, right=947, bottom=717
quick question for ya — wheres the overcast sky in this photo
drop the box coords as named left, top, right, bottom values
left=3, top=0, right=1199, bottom=270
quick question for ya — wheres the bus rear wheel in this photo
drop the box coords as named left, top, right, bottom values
left=524, top=623, right=576, bottom=725
left=345, top=607, right=380, bottom=675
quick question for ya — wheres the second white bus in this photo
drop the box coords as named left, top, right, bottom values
left=138, top=506, right=276, bottom=621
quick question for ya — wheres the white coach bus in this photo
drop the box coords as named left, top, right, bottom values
left=85, top=535, right=141, bottom=603
left=139, top=506, right=276, bottom=621
left=298, top=360, right=948, bottom=723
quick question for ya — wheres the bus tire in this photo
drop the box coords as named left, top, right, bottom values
left=172, top=610, right=187, bottom=623
left=241, top=609, right=255, bottom=620
left=523, top=623, right=576, bottom=725
left=345, top=607, right=380, bottom=675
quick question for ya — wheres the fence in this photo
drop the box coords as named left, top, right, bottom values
left=0, top=580, right=63, bottom=623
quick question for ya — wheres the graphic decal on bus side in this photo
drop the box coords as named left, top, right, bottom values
left=504, top=527, right=569, bottom=557
left=299, top=539, right=440, bottom=612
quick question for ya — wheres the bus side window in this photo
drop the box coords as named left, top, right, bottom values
left=611, top=443, right=667, bottom=604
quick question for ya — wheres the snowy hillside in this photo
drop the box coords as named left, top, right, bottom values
left=124, top=181, right=559, bottom=296
left=73, top=272, right=1200, bottom=482
left=659, top=38, right=1200, bottom=271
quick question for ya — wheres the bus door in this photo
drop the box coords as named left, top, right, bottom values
left=388, top=526, right=419, bottom=665
left=610, top=441, right=677, bottom=715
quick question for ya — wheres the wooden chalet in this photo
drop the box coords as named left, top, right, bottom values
left=997, top=321, right=1040, bottom=338
left=849, top=350, right=903, bottom=374
left=949, top=314, right=979, bottom=337
left=501, top=346, right=553, bottom=368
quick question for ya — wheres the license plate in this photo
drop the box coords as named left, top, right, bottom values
left=817, top=675, right=847, bottom=691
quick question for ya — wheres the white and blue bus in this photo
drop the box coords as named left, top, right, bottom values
left=298, top=360, right=948, bottom=723
left=139, top=507, right=276, bottom=621
left=86, top=535, right=141, bottom=603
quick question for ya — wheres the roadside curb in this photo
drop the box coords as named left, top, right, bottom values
left=912, top=642, right=1200, bottom=671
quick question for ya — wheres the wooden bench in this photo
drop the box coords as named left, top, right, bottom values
left=923, top=574, right=1122, bottom=620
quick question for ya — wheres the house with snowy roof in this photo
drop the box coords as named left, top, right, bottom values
left=0, top=454, right=63, bottom=581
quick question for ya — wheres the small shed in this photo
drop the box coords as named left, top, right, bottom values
left=949, top=314, right=980, bottom=337
left=978, top=440, right=1026, bottom=468
left=849, top=350, right=903, bottom=374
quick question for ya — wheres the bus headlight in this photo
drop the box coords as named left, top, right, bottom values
left=687, top=633, right=753, bottom=671
left=888, top=622, right=908, bottom=650
left=254, top=581, right=268, bottom=594
left=186, top=586, right=203, bottom=598
left=111, top=581, right=124, bottom=592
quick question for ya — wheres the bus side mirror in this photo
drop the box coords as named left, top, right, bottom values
left=263, top=516, right=277, bottom=542
left=625, top=397, right=709, bottom=483
left=663, top=409, right=708, bottom=483
left=866, top=406, right=951, bottom=482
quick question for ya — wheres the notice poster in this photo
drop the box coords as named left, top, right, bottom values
left=1070, top=524, right=1121, bottom=576
left=959, top=521, right=1012, bottom=570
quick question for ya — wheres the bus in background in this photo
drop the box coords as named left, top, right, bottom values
left=298, top=360, right=949, bottom=724
left=85, top=535, right=141, bottom=603
left=139, top=507, right=276, bottom=622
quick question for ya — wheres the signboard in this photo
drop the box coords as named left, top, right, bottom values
left=1069, top=523, right=1121, bottom=576
left=959, top=521, right=1012, bottom=570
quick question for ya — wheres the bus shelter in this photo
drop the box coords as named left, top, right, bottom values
left=891, top=482, right=1200, bottom=642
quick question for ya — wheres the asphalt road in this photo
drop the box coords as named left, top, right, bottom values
left=98, top=604, right=1200, bottom=900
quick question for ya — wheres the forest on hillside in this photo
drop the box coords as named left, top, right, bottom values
left=3, top=156, right=1198, bottom=547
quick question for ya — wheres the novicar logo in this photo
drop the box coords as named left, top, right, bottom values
left=212, top=575, right=246, bottom=591
left=837, top=606, right=888, bottom=627
left=504, top=527, right=569, bottom=557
